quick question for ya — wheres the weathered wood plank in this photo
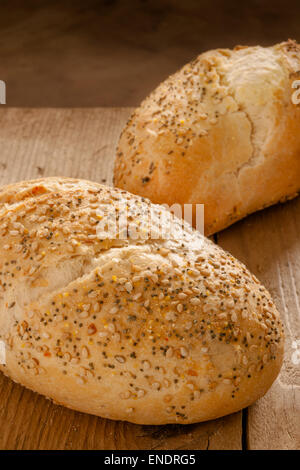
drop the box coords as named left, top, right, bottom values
left=0, top=107, right=242, bottom=450
left=0, top=108, right=132, bottom=187
left=218, top=199, right=300, bottom=450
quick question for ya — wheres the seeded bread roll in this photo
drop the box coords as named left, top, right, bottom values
left=114, top=40, right=300, bottom=235
left=0, top=177, right=283, bottom=424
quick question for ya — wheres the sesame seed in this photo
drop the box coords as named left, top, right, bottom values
left=166, top=347, right=173, bottom=358
left=115, top=355, right=126, bottom=364
left=223, top=378, right=231, bottom=385
left=142, top=360, right=151, bottom=370
left=120, top=391, right=131, bottom=399
left=180, top=347, right=188, bottom=357
left=152, top=382, right=161, bottom=390
left=81, top=347, right=89, bottom=359
left=125, top=281, right=133, bottom=293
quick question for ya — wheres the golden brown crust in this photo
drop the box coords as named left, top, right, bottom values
left=0, top=177, right=284, bottom=424
left=114, top=40, right=300, bottom=235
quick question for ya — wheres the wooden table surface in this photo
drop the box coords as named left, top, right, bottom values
left=0, top=108, right=299, bottom=450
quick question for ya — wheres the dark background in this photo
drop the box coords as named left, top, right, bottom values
left=1, top=0, right=299, bottom=106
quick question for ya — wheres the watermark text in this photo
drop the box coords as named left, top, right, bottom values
left=0, top=80, right=6, bottom=104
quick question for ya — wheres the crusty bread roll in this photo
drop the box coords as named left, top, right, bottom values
left=0, top=177, right=283, bottom=424
left=114, top=40, right=300, bottom=235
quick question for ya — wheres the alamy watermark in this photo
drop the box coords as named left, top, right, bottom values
left=291, top=340, right=300, bottom=366
left=0, top=341, right=6, bottom=365
left=0, top=80, right=6, bottom=104
left=291, top=80, right=300, bottom=105
left=95, top=202, right=204, bottom=241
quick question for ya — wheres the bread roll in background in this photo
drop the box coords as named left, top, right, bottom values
left=114, top=40, right=300, bottom=235
left=0, top=178, right=283, bottom=424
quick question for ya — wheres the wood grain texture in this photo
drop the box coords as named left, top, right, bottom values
left=0, top=107, right=242, bottom=450
left=0, top=108, right=131, bottom=187
left=218, top=199, right=300, bottom=450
